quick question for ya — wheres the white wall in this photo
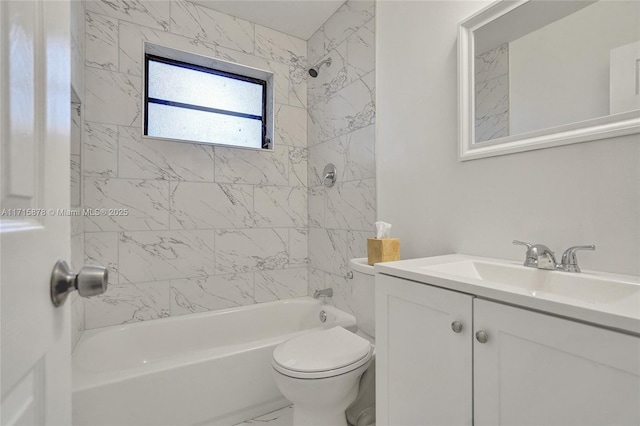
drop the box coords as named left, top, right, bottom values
left=510, top=0, right=640, bottom=134
left=376, top=1, right=640, bottom=276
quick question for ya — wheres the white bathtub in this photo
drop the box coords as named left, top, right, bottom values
left=72, top=297, right=356, bottom=426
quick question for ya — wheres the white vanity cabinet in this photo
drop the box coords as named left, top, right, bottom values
left=375, top=274, right=474, bottom=426
left=376, top=274, right=640, bottom=426
left=474, top=298, right=640, bottom=426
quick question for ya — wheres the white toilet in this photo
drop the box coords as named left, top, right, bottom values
left=272, top=258, right=376, bottom=426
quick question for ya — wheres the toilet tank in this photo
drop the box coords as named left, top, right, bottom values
left=349, top=258, right=376, bottom=339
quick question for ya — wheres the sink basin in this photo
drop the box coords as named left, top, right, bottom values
left=374, top=254, right=640, bottom=334
left=419, top=260, right=640, bottom=304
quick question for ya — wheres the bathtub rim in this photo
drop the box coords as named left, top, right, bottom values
left=78, top=296, right=339, bottom=336
left=73, top=297, right=356, bottom=392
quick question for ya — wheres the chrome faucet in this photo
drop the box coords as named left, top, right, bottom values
left=558, top=245, right=596, bottom=273
left=513, top=240, right=595, bottom=272
left=513, top=240, right=557, bottom=270
left=313, top=288, right=333, bottom=299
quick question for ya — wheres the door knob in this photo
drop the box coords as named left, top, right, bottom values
left=451, top=321, right=463, bottom=333
left=50, top=260, right=108, bottom=307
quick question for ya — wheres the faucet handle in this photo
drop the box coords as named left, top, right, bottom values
left=513, top=240, right=533, bottom=249
left=560, top=245, right=595, bottom=273
left=513, top=240, right=536, bottom=267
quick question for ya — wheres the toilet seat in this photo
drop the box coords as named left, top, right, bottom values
left=272, top=326, right=373, bottom=379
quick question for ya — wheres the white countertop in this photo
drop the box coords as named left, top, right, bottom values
left=374, top=254, right=640, bottom=336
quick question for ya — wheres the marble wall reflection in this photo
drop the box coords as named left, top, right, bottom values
left=475, top=43, right=509, bottom=143
left=307, top=1, right=376, bottom=316
left=82, top=0, right=308, bottom=329
left=70, top=0, right=86, bottom=351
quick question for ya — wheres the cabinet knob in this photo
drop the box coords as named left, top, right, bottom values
left=475, top=330, right=488, bottom=343
left=451, top=321, right=463, bottom=333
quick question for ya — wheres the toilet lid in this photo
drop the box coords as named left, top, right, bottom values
left=273, top=326, right=371, bottom=373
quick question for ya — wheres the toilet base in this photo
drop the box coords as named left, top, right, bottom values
left=273, top=361, right=371, bottom=426
left=280, top=374, right=359, bottom=426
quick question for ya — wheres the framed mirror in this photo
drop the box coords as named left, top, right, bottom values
left=458, top=0, right=640, bottom=161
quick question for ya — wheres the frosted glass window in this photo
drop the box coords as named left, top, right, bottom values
left=147, top=103, right=263, bottom=148
left=144, top=54, right=268, bottom=149
left=148, top=60, right=263, bottom=116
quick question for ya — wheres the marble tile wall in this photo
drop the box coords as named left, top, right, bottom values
left=306, top=1, right=376, bottom=316
left=475, top=43, right=509, bottom=143
left=70, top=0, right=86, bottom=352
left=81, top=0, right=308, bottom=329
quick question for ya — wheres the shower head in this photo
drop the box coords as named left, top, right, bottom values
left=308, top=57, right=332, bottom=78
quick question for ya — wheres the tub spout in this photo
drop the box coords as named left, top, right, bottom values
left=313, top=288, right=333, bottom=299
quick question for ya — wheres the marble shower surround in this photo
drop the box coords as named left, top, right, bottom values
left=306, top=1, right=377, bottom=316
left=70, top=0, right=86, bottom=351
left=81, top=0, right=309, bottom=329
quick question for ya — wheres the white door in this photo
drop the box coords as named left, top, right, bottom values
left=474, top=299, right=640, bottom=426
left=1, top=1, right=72, bottom=425
left=376, top=274, right=473, bottom=426
left=610, top=40, right=640, bottom=114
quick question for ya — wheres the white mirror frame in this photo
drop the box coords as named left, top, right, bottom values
left=458, top=0, right=640, bottom=161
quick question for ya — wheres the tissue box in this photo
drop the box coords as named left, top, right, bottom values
left=367, top=238, right=400, bottom=265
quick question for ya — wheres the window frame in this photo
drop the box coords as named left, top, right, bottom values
left=143, top=53, right=270, bottom=150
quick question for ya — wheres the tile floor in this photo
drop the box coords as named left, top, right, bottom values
left=234, top=405, right=293, bottom=425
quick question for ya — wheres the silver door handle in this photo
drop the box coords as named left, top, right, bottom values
left=50, top=260, right=108, bottom=307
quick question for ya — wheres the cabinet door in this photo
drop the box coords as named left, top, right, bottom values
left=474, top=299, right=640, bottom=426
left=376, top=274, right=473, bottom=426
